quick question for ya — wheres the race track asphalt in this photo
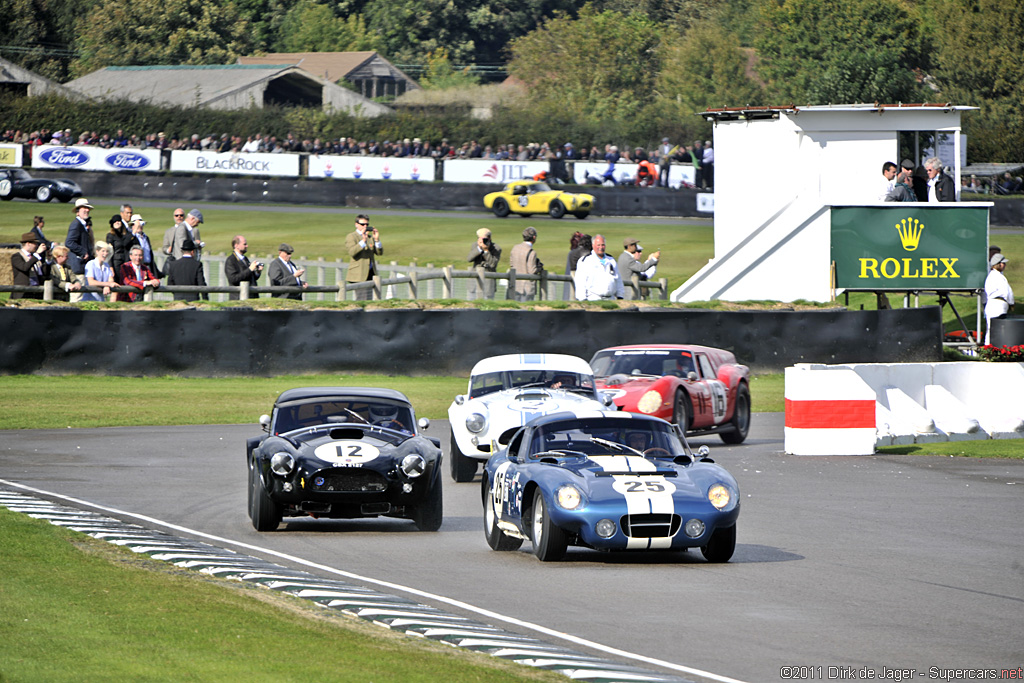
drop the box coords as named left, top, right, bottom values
left=2, top=413, right=1022, bottom=682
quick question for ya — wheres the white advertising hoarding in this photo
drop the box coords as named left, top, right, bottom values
left=0, top=143, right=24, bottom=167
left=572, top=161, right=696, bottom=189
left=31, top=146, right=162, bottom=172
left=170, top=150, right=299, bottom=177
left=443, top=159, right=548, bottom=184
left=307, top=155, right=435, bottom=181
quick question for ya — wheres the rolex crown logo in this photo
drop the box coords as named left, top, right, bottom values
left=895, top=218, right=924, bottom=251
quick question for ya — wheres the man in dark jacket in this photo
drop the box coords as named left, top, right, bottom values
left=924, top=157, right=956, bottom=202
left=165, top=239, right=207, bottom=300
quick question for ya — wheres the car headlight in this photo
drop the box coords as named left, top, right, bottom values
left=708, top=484, right=731, bottom=510
left=637, top=390, right=662, bottom=414
left=270, top=452, right=296, bottom=476
left=555, top=485, right=583, bottom=510
left=400, top=454, right=426, bottom=478
left=466, top=412, right=487, bottom=434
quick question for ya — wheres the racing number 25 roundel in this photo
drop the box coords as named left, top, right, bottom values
left=313, top=441, right=380, bottom=466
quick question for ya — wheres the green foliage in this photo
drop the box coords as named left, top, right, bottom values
left=755, top=0, right=928, bottom=105
left=508, top=6, right=664, bottom=121
left=924, top=0, right=1024, bottom=162
left=274, top=0, right=381, bottom=53
left=418, top=48, right=481, bottom=90
left=71, top=0, right=256, bottom=75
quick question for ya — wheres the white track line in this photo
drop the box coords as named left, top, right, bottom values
left=0, top=478, right=747, bottom=683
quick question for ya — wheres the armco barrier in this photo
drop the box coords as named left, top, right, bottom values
left=0, top=306, right=940, bottom=377
left=784, top=362, right=1024, bottom=455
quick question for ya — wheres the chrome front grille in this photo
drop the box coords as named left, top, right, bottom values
left=621, top=513, right=681, bottom=538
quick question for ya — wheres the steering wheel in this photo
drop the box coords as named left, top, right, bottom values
left=643, top=448, right=671, bottom=458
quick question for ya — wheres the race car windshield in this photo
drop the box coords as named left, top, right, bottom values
left=531, top=182, right=552, bottom=192
left=590, top=349, right=697, bottom=379
left=528, top=419, right=685, bottom=459
left=275, top=399, right=414, bottom=434
left=470, top=370, right=596, bottom=398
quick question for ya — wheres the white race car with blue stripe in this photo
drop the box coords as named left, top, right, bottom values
left=447, top=354, right=610, bottom=482
left=482, top=410, right=740, bottom=561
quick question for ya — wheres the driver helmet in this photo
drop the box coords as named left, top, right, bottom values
left=368, top=404, right=399, bottom=423
left=626, top=431, right=649, bottom=451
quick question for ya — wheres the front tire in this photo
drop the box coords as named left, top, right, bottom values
left=531, top=489, right=567, bottom=561
left=720, top=384, right=751, bottom=444
left=449, top=429, right=478, bottom=482
left=492, top=198, right=510, bottom=218
left=413, top=475, right=443, bottom=531
left=573, top=212, right=588, bottom=219
left=483, top=479, right=523, bottom=551
left=701, top=524, right=736, bottom=563
left=250, top=463, right=282, bottom=531
left=672, top=389, right=691, bottom=431
left=548, top=200, right=565, bottom=219
left=36, top=186, right=52, bottom=202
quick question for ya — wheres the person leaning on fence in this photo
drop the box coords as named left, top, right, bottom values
left=116, top=246, right=161, bottom=302
left=165, top=239, right=207, bottom=301
left=467, top=228, right=501, bottom=300
left=49, top=245, right=81, bottom=301
left=617, top=237, right=660, bottom=300
left=11, top=232, right=49, bottom=300
left=509, top=226, right=543, bottom=302
left=574, top=234, right=623, bottom=301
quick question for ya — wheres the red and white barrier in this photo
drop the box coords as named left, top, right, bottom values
left=784, top=366, right=877, bottom=455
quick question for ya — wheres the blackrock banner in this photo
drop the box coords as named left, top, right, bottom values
left=831, top=206, right=988, bottom=291
left=31, top=146, right=162, bottom=172
left=170, top=150, right=299, bottom=177
left=307, top=155, right=435, bottom=181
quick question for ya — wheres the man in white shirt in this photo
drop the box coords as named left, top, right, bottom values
left=574, top=234, right=624, bottom=301
left=879, top=161, right=897, bottom=201
left=984, top=253, right=1014, bottom=345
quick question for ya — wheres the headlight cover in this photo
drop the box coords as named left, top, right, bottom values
left=270, top=452, right=296, bottom=476
left=400, top=454, right=426, bottom=478
left=637, top=390, right=662, bottom=414
left=708, top=484, right=732, bottom=510
left=466, top=412, right=487, bottom=434
left=555, top=485, right=583, bottom=510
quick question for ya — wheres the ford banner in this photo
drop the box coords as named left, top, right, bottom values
left=170, top=150, right=299, bottom=177
left=32, top=145, right=162, bottom=172
left=307, top=155, right=435, bottom=182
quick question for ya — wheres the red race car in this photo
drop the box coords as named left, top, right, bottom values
left=590, top=345, right=751, bottom=444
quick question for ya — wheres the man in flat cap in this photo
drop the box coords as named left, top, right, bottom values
left=165, top=239, right=207, bottom=301
left=617, top=237, right=660, bottom=300
left=467, top=227, right=502, bottom=300
left=268, top=243, right=307, bottom=300
left=11, top=232, right=49, bottom=300
left=510, top=226, right=543, bottom=302
left=984, top=253, right=1014, bottom=345
left=172, top=208, right=205, bottom=260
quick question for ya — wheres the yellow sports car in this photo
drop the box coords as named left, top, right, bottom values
left=483, top=180, right=594, bottom=219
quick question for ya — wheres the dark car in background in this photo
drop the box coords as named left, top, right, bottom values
left=0, top=168, right=83, bottom=203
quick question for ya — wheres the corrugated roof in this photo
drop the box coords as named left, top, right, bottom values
left=64, top=64, right=302, bottom=106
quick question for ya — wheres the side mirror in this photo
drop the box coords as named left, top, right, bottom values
left=600, top=391, right=615, bottom=407
left=259, top=414, right=271, bottom=433
left=454, top=395, right=465, bottom=406
left=698, top=445, right=711, bottom=459
left=418, top=417, right=430, bottom=430
left=687, top=371, right=699, bottom=381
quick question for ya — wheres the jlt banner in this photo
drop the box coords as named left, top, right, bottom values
left=831, top=206, right=989, bottom=290
left=443, top=159, right=548, bottom=183
left=170, top=150, right=299, bottom=177
left=31, top=146, right=162, bottom=172
left=307, top=155, right=435, bottom=181
left=0, top=144, right=23, bottom=167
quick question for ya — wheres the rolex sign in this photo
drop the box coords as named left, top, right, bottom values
left=831, top=206, right=988, bottom=290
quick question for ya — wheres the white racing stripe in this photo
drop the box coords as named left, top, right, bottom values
left=0, top=478, right=746, bottom=683
left=588, top=456, right=676, bottom=550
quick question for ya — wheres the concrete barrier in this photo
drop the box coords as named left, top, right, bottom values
left=785, top=362, right=1024, bottom=454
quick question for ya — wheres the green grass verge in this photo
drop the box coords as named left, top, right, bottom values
left=0, top=508, right=564, bottom=683
left=0, top=373, right=785, bottom=428
left=877, top=441, right=1024, bottom=459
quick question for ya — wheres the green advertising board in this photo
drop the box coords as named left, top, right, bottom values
left=831, top=206, right=988, bottom=291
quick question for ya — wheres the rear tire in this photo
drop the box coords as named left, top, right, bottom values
left=484, top=479, right=523, bottom=551
left=548, top=200, right=565, bottom=219
left=36, top=186, right=52, bottom=202
left=413, top=475, right=443, bottom=531
left=250, top=463, right=282, bottom=531
left=531, top=489, right=567, bottom=561
left=720, top=384, right=751, bottom=444
left=449, top=429, right=478, bottom=482
left=701, top=524, right=736, bottom=563
left=492, top=198, right=510, bottom=217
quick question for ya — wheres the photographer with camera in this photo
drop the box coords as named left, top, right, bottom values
left=346, top=214, right=383, bottom=301
left=225, top=234, right=263, bottom=300
left=466, top=227, right=502, bottom=300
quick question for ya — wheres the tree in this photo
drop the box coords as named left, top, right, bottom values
left=507, top=6, right=663, bottom=122
left=0, top=0, right=95, bottom=80
left=755, top=0, right=927, bottom=105
left=71, top=0, right=254, bottom=76
left=925, top=0, right=1024, bottom=161
left=274, top=0, right=381, bottom=53
left=417, top=48, right=480, bottom=90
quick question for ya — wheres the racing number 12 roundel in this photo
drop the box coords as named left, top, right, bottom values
left=314, top=441, right=380, bottom=466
